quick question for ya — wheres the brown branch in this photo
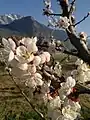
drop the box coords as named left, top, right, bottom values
left=47, top=13, right=62, bottom=16
left=66, top=29, right=90, bottom=65
left=75, top=83, right=90, bottom=94
left=59, top=0, right=69, bottom=17
left=55, top=47, right=78, bottom=56
left=74, top=13, right=90, bottom=26
left=58, top=0, right=90, bottom=65
left=7, top=71, right=46, bottom=120
left=69, top=0, right=76, bottom=15
left=43, top=65, right=90, bottom=95
left=63, top=37, right=69, bottom=42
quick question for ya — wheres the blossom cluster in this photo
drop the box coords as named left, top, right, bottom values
left=43, top=0, right=53, bottom=16
left=1, top=37, right=50, bottom=86
left=79, top=32, right=87, bottom=43
left=43, top=0, right=70, bottom=29
left=47, top=16, right=70, bottom=29
left=48, top=76, right=81, bottom=120
left=1, top=37, right=81, bottom=120
left=71, top=58, right=90, bottom=83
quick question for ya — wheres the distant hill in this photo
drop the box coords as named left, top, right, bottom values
left=0, top=15, right=67, bottom=40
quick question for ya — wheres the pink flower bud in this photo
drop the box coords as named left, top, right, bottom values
left=43, top=52, right=50, bottom=62
left=28, top=64, right=36, bottom=74
left=33, top=56, right=41, bottom=66
left=39, top=54, right=46, bottom=64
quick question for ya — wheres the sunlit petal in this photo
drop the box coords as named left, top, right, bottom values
left=33, top=56, right=41, bottom=66
left=17, top=63, right=28, bottom=70
left=8, top=50, right=14, bottom=62
left=8, top=38, right=16, bottom=50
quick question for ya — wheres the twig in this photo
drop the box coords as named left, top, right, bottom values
left=63, top=37, right=69, bottom=42
left=69, top=0, right=76, bottom=15
left=59, top=0, right=69, bottom=17
left=47, top=13, right=62, bottom=16
left=55, top=47, right=78, bottom=56
left=75, top=83, right=90, bottom=94
left=74, top=13, right=90, bottom=26
left=8, top=71, right=46, bottom=120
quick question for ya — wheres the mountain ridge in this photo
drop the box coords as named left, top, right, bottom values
left=0, top=14, right=67, bottom=41
left=0, top=14, right=23, bottom=24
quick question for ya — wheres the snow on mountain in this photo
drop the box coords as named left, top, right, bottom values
left=0, top=14, right=23, bottom=24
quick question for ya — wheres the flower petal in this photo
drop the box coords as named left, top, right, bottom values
left=16, top=46, right=27, bottom=57
left=8, top=50, right=14, bottom=62
left=28, top=64, right=36, bottom=74
left=33, top=56, right=41, bottom=66
left=17, top=63, right=28, bottom=71
left=27, top=42, right=38, bottom=53
left=2, top=38, right=11, bottom=52
left=21, top=37, right=32, bottom=46
left=39, top=54, right=46, bottom=64
left=2, top=38, right=8, bottom=47
left=33, top=37, right=37, bottom=43
left=34, top=73, right=43, bottom=86
left=43, top=52, right=50, bottom=62
left=66, top=76, right=76, bottom=88
left=8, top=38, right=16, bottom=50
left=25, top=77, right=37, bottom=88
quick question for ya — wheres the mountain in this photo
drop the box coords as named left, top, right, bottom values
left=0, top=15, right=67, bottom=40
left=0, top=14, right=23, bottom=24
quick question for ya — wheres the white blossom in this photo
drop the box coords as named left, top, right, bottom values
left=39, top=53, right=46, bottom=64
left=15, top=46, right=34, bottom=64
left=53, top=61, right=62, bottom=76
left=34, top=73, right=43, bottom=86
left=48, top=96, right=61, bottom=110
left=59, top=76, right=76, bottom=100
left=8, top=50, right=15, bottom=62
left=39, top=52, right=50, bottom=64
left=75, top=59, right=90, bottom=83
left=75, top=58, right=83, bottom=66
left=58, top=17, right=70, bottom=29
left=25, top=73, right=43, bottom=88
left=43, top=52, right=50, bottom=62
left=2, top=38, right=16, bottom=62
left=33, top=82, right=51, bottom=104
left=33, top=56, right=41, bottom=66
left=28, top=64, right=36, bottom=74
left=44, top=0, right=51, bottom=9
left=65, top=76, right=76, bottom=88
left=17, top=63, right=28, bottom=71
left=79, top=32, right=87, bottom=42
left=2, top=38, right=16, bottom=52
left=62, top=100, right=81, bottom=120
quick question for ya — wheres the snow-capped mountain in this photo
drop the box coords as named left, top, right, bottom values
left=0, top=14, right=23, bottom=24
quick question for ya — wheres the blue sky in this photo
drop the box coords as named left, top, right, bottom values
left=0, top=0, right=90, bottom=35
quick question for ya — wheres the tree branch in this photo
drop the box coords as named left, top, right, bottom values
left=58, top=0, right=69, bottom=17
left=47, top=13, right=62, bottom=16
left=55, top=47, right=78, bottom=56
left=75, top=83, right=90, bottom=94
left=58, top=0, right=90, bottom=65
left=74, top=13, right=90, bottom=26
left=8, top=71, right=46, bottom=120
left=69, top=0, right=76, bottom=15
